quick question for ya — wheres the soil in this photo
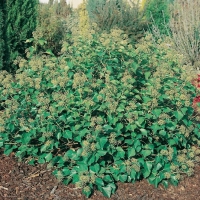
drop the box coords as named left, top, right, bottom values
left=0, top=149, right=200, bottom=200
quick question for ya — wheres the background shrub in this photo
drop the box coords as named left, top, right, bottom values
left=144, top=0, right=173, bottom=35
left=86, top=0, right=148, bottom=43
left=170, top=0, right=200, bottom=68
left=0, top=29, right=200, bottom=197
left=33, top=0, right=73, bottom=56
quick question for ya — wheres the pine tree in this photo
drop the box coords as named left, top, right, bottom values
left=3, top=0, right=39, bottom=72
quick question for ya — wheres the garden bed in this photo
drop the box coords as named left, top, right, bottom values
left=0, top=150, right=200, bottom=200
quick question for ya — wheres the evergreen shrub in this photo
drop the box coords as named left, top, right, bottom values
left=3, top=0, right=38, bottom=72
left=0, top=30, right=200, bottom=198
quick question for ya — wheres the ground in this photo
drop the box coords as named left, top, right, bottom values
left=0, top=150, right=200, bottom=200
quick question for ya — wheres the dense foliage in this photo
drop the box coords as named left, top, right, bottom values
left=2, top=0, right=38, bottom=72
left=0, top=29, right=200, bottom=197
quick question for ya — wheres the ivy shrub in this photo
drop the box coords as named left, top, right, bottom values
left=0, top=30, right=200, bottom=198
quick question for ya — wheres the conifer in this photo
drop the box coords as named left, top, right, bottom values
left=3, top=0, right=38, bottom=72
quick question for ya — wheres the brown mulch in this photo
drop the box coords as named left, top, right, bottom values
left=0, top=150, right=200, bottom=200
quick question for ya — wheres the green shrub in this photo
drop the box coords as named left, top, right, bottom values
left=0, top=30, right=200, bottom=198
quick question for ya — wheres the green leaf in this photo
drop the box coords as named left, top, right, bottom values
left=13, top=95, right=19, bottom=100
left=0, top=141, right=3, bottom=147
left=128, top=147, right=136, bottom=158
left=119, top=174, right=128, bottom=182
left=101, top=185, right=112, bottom=198
left=132, top=62, right=139, bottom=73
left=40, top=145, right=47, bottom=153
left=45, top=49, right=55, bottom=56
left=99, top=137, right=108, bottom=149
left=168, top=139, right=176, bottom=146
left=45, top=153, right=53, bottom=162
left=116, top=147, right=125, bottom=159
left=152, top=109, right=162, bottom=118
left=95, top=150, right=107, bottom=161
left=140, top=128, right=148, bottom=136
left=142, top=96, right=152, bottom=103
left=156, top=163, right=163, bottom=171
left=143, top=161, right=153, bottom=178
left=116, top=123, right=123, bottom=132
left=88, top=155, right=96, bottom=165
left=95, top=177, right=104, bottom=187
left=38, top=157, right=45, bottom=164
left=21, top=133, right=31, bottom=144
left=56, top=132, right=62, bottom=140
left=38, top=39, right=47, bottom=46
left=162, top=180, right=169, bottom=188
left=145, top=71, right=151, bottom=80
left=150, top=123, right=160, bottom=133
left=62, top=168, right=71, bottom=176
left=170, top=175, right=179, bottom=186
left=181, top=107, right=188, bottom=115
left=130, top=169, right=136, bottom=180
left=103, top=125, right=113, bottom=131
left=166, top=121, right=177, bottom=131
left=159, top=130, right=166, bottom=137
left=173, top=111, right=184, bottom=121
left=7, top=123, right=15, bottom=132
left=63, top=130, right=72, bottom=139
left=103, top=175, right=113, bottom=183
left=66, top=149, right=76, bottom=159
left=90, top=163, right=100, bottom=173
left=141, top=150, right=152, bottom=158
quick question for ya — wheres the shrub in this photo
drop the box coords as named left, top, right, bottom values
left=143, top=0, right=173, bottom=35
left=86, top=0, right=148, bottom=43
left=170, top=0, right=200, bottom=67
left=0, top=31, right=200, bottom=198
left=76, top=0, right=90, bottom=38
left=33, top=1, right=73, bottom=56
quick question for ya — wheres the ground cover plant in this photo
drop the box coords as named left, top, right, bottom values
left=0, top=27, right=200, bottom=198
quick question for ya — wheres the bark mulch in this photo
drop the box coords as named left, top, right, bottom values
left=0, top=149, right=200, bottom=200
